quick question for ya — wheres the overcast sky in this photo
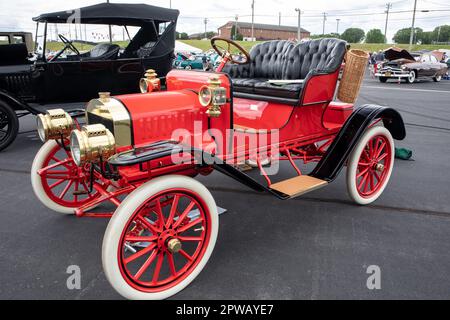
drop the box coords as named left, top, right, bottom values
left=0, top=0, right=449, bottom=42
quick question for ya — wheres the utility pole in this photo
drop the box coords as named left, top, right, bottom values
left=437, top=25, right=441, bottom=43
left=322, top=12, right=327, bottom=35
left=169, top=0, right=172, bottom=8
left=251, top=0, right=255, bottom=40
left=204, top=18, right=208, bottom=40
left=409, top=0, right=418, bottom=51
left=384, top=3, right=392, bottom=43
left=295, top=8, right=301, bottom=42
left=336, top=19, right=340, bottom=35
left=279, top=12, right=281, bottom=26
left=235, top=15, right=239, bottom=40
left=107, top=0, right=112, bottom=43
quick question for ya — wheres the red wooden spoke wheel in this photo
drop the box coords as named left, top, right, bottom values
left=31, top=140, right=102, bottom=214
left=355, top=135, right=392, bottom=197
left=120, top=191, right=210, bottom=290
left=347, top=126, right=395, bottom=205
left=102, top=175, right=218, bottom=300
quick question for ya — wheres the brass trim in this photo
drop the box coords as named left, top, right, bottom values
left=86, top=97, right=132, bottom=147
left=167, top=238, right=182, bottom=253
left=198, top=76, right=227, bottom=118
left=36, top=108, right=74, bottom=142
left=70, top=124, right=116, bottom=166
left=140, top=69, right=161, bottom=93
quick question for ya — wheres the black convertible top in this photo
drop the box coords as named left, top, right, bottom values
left=32, top=2, right=179, bottom=26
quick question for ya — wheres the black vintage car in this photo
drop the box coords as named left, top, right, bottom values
left=0, top=3, right=179, bottom=151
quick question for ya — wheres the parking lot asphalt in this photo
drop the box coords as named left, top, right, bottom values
left=0, top=73, right=450, bottom=299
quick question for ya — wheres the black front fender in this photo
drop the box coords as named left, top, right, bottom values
left=311, top=104, right=406, bottom=182
left=0, top=89, right=39, bottom=114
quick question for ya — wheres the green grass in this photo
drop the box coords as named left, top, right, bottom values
left=43, top=39, right=450, bottom=54
left=45, top=40, right=130, bottom=53
left=180, top=40, right=450, bottom=53
left=351, top=43, right=450, bottom=52
left=180, top=40, right=263, bottom=53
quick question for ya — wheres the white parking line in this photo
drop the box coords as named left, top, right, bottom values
left=362, top=86, right=450, bottom=94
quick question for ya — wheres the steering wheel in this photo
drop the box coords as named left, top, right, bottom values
left=59, top=34, right=80, bottom=55
left=211, top=37, right=250, bottom=65
left=49, top=34, right=80, bottom=62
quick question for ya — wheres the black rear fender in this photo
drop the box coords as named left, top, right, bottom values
left=311, top=104, right=406, bottom=181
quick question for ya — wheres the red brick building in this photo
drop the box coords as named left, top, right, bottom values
left=218, top=21, right=310, bottom=41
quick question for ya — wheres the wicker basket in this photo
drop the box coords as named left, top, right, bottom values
left=337, top=49, right=369, bottom=103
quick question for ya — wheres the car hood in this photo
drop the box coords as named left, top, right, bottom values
left=384, top=47, right=416, bottom=61
left=384, top=58, right=415, bottom=66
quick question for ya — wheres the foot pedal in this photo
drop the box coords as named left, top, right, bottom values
left=270, top=175, right=327, bottom=198
left=236, top=163, right=254, bottom=172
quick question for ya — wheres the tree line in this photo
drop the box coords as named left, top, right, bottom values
left=177, top=24, right=450, bottom=44
left=311, top=25, right=450, bottom=44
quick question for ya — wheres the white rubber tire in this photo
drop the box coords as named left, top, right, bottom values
left=31, top=141, right=77, bottom=214
left=346, top=126, right=395, bottom=205
left=407, top=70, right=416, bottom=84
left=31, top=140, right=100, bottom=214
left=102, top=175, right=219, bottom=300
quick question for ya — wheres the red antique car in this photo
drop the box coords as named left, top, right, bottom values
left=31, top=37, right=405, bottom=299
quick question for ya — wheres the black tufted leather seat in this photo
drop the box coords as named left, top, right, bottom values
left=80, top=43, right=120, bottom=61
left=223, top=38, right=347, bottom=105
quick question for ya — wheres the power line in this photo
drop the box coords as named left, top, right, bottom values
left=179, top=8, right=450, bottom=20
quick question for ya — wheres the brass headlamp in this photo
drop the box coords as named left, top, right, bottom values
left=36, top=109, right=74, bottom=142
left=139, top=69, right=161, bottom=93
left=198, top=76, right=227, bottom=118
left=70, top=124, right=116, bottom=166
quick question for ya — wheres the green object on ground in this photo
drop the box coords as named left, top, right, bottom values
left=395, top=148, right=413, bottom=160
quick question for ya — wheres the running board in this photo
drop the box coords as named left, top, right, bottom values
left=270, top=175, right=328, bottom=198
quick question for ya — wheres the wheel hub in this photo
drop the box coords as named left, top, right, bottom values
left=167, top=238, right=182, bottom=253
left=374, top=163, right=384, bottom=172
left=158, top=229, right=182, bottom=253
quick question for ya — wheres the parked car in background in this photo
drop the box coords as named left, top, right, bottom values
left=0, top=32, right=34, bottom=54
left=0, top=2, right=179, bottom=152
left=375, top=47, right=448, bottom=84
left=173, top=53, right=214, bottom=71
